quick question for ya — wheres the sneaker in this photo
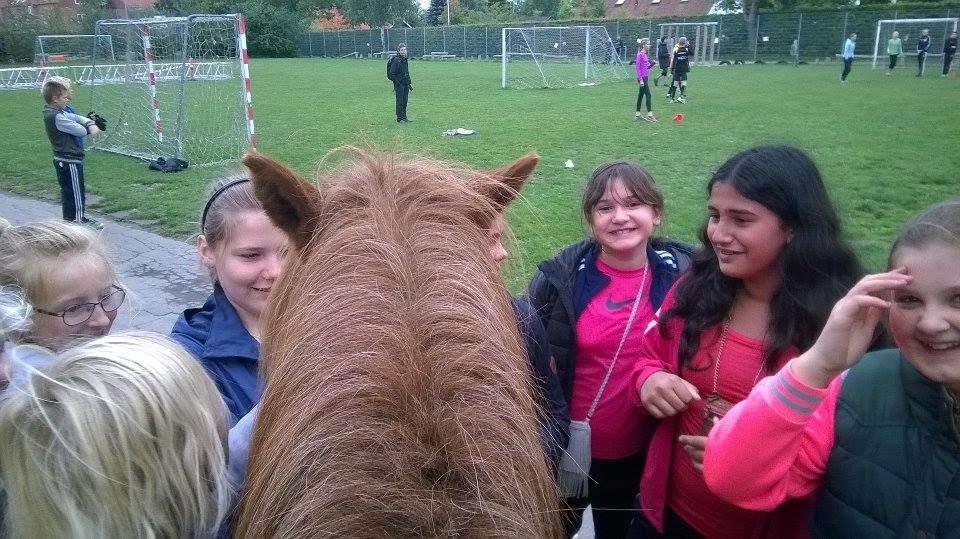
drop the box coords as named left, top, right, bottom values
left=81, top=217, right=103, bottom=230
left=647, top=114, right=659, bottom=123
left=634, top=112, right=643, bottom=120
left=676, top=96, right=686, bottom=104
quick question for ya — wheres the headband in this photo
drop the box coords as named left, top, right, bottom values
left=200, top=178, right=251, bottom=232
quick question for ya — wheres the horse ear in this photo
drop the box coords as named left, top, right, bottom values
left=243, top=152, right=322, bottom=251
left=475, top=152, right=539, bottom=213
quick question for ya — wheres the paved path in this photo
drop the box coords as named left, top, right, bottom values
left=1, top=190, right=210, bottom=334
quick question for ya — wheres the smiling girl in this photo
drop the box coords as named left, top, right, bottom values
left=527, top=161, right=692, bottom=538
left=628, top=145, right=864, bottom=538
left=0, top=218, right=125, bottom=354
left=171, top=177, right=288, bottom=424
left=704, top=198, right=960, bottom=537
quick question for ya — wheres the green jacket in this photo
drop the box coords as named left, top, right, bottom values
left=811, top=349, right=960, bottom=538
left=887, top=38, right=903, bottom=55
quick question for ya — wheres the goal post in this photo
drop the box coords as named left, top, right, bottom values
left=872, top=17, right=958, bottom=69
left=501, top=26, right=628, bottom=89
left=90, top=14, right=255, bottom=165
left=35, top=34, right=115, bottom=66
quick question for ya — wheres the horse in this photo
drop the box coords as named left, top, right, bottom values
left=236, top=148, right=562, bottom=537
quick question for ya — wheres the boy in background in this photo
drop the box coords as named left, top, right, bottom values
left=41, top=77, right=101, bottom=226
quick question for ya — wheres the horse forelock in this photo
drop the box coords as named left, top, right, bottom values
left=241, top=150, right=561, bottom=537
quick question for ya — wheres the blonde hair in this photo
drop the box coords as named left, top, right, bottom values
left=0, top=286, right=32, bottom=343
left=0, top=332, right=232, bottom=538
left=200, top=175, right=262, bottom=249
left=42, top=76, right=71, bottom=104
left=0, top=218, right=121, bottom=343
left=638, top=38, right=650, bottom=48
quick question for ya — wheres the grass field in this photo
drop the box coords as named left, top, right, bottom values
left=1, top=57, right=957, bottom=291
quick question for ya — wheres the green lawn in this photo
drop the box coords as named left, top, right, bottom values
left=2, top=58, right=958, bottom=291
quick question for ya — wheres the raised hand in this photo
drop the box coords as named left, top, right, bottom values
left=793, top=269, right=912, bottom=388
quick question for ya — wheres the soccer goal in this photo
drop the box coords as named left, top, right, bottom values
left=501, top=26, right=628, bottom=89
left=872, top=17, right=958, bottom=70
left=659, top=22, right=719, bottom=65
left=35, top=34, right=115, bottom=66
left=90, top=14, right=255, bottom=165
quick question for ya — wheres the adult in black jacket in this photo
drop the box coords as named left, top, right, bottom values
left=525, top=161, right=693, bottom=539
left=387, top=44, right=412, bottom=123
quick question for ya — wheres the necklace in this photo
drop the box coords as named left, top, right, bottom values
left=700, top=317, right=768, bottom=435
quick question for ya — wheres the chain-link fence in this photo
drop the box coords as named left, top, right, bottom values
left=301, top=8, right=957, bottom=65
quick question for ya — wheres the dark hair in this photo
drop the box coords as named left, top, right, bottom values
left=659, top=36, right=667, bottom=44
left=581, top=160, right=663, bottom=227
left=663, top=145, right=863, bottom=370
left=889, top=198, right=960, bottom=267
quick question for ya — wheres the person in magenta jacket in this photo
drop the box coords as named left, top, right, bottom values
left=703, top=198, right=960, bottom=537
left=635, top=38, right=658, bottom=123
left=626, top=145, right=863, bottom=538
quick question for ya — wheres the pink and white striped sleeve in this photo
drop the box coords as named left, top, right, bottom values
left=703, top=360, right=843, bottom=511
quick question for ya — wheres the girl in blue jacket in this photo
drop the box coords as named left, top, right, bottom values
left=171, top=177, right=288, bottom=424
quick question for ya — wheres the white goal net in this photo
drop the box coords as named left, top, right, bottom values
left=36, top=34, right=115, bottom=65
left=90, top=14, right=254, bottom=165
left=872, top=17, right=958, bottom=70
left=501, top=26, right=628, bottom=89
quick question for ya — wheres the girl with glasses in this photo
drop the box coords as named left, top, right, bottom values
left=0, top=218, right=124, bottom=354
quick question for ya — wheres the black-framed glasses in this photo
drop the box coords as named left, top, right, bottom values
left=35, top=285, right=126, bottom=326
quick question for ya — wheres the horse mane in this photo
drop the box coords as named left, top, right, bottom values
left=237, top=148, right=561, bottom=537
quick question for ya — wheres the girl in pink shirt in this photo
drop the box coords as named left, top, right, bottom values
left=704, top=199, right=960, bottom=537
left=528, top=161, right=692, bottom=538
left=635, top=38, right=658, bottom=123
left=628, top=145, right=863, bottom=538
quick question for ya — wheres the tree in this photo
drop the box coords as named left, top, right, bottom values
left=313, top=6, right=351, bottom=29
left=519, top=0, right=559, bottom=18
left=337, top=0, right=420, bottom=26
left=713, top=0, right=766, bottom=54
left=426, top=0, right=445, bottom=25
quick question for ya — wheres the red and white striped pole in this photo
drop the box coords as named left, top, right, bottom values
left=38, top=57, right=47, bottom=85
left=238, top=14, right=256, bottom=150
left=142, top=24, right=163, bottom=143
